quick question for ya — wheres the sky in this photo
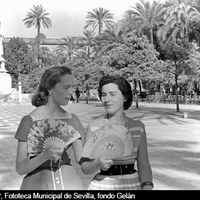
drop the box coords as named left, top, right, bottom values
left=0, top=0, right=166, bottom=38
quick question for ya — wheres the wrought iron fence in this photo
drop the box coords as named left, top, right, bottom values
left=134, top=94, right=200, bottom=105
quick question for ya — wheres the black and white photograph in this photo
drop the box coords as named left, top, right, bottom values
left=0, top=0, right=200, bottom=192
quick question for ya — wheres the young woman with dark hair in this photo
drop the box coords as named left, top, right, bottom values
left=15, top=65, right=85, bottom=190
left=81, top=74, right=153, bottom=190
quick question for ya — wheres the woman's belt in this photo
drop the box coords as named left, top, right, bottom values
left=29, top=156, right=71, bottom=168
left=99, top=163, right=136, bottom=176
left=26, top=157, right=71, bottom=177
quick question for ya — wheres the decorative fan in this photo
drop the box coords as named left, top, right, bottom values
left=27, top=119, right=80, bottom=157
left=42, top=127, right=80, bottom=150
left=82, top=123, right=133, bottom=159
left=42, top=134, right=79, bottom=150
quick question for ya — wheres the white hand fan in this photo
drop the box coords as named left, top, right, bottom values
left=43, top=136, right=68, bottom=150
left=42, top=127, right=80, bottom=150
left=82, top=123, right=133, bottom=159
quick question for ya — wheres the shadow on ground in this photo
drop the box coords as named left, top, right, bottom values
left=84, top=103, right=199, bottom=125
left=149, top=139, right=200, bottom=190
left=0, top=129, right=22, bottom=189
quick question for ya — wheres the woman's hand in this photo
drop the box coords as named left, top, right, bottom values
left=44, top=145, right=64, bottom=162
left=142, top=185, right=153, bottom=190
left=97, top=156, right=113, bottom=171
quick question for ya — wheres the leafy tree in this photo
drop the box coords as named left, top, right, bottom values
left=68, top=58, right=115, bottom=90
left=21, top=48, right=57, bottom=93
left=4, top=37, right=37, bottom=87
left=106, top=33, right=161, bottom=79
left=85, top=7, right=114, bottom=35
left=21, top=64, right=51, bottom=93
left=161, top=39, right=200, bottom=112
left=63, top=57, right=116, bottom=104
left=104, top=33, right=161, bottom=108
left=39, top=47, right=59, bottom=67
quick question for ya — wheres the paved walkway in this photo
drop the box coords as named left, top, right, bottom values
left=0, top=101, right=200, bottom=190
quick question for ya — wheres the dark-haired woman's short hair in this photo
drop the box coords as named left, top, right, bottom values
left=98, top=74, right=133, bottom=110
left=32, top=65, right=72, bottom=107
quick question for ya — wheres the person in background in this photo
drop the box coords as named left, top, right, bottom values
left=75, top=87, right=81, bottom=103
left=81, top=74, right=153, bottom=190
left=15, top=66, right=85, bottom=190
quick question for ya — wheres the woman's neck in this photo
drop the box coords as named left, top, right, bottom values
left=106, top=111, right=126, bottom=125
left=44, top=102, right=61, bottom=117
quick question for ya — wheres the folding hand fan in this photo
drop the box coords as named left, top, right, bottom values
left=82, top=123, right=133, bottom=159
left=42, top=125, right=80, bottom=150
left=27, top=120, right=81, bottom=154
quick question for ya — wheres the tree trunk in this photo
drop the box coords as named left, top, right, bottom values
left=37, top=43, right=40, bottom=62
left=135, top=93, right=139, bottom=108
left=86, top=84, right=90, bottom=104
left=149, top=28, right=154, bottom=45
left=37, top=24, right=40, bottom=62
left=133, top=78, right=139, bottom=109
left=86, top=95, right=89, bottom=104
left=98, top=21, right=102, bottom=35
left=87, top=46, right=90, bottom=59
left=175, top=72, right=180, bottom=112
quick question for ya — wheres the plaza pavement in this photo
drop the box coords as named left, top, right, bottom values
left=0, top=101, right=200, bottom=190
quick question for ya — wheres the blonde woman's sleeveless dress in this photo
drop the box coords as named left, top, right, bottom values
left=15, top=114, right=84, bottom=190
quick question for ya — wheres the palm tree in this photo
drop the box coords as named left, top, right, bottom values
left=55, top=37, right=80, bottom=62
left=157, top=3, right=200, bottom=43
left=23, top=5, right=52, bottom=61
left=23, top=5, right=52, bottom=36
left=97, top=22, right=125, bottom=55
left=120, top=12, right=138, bottom=35
left=126, top=0, right=165, bottom=44
left=85, top=7, right=114, bottom=35
left=79, top=29, right=96, bottom=59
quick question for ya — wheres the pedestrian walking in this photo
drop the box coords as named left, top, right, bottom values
left=75, top=87, right=81, bottom=103
left=80, top=74, right=153, bottom=190
left=15, top=66, right=85, bottom=190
